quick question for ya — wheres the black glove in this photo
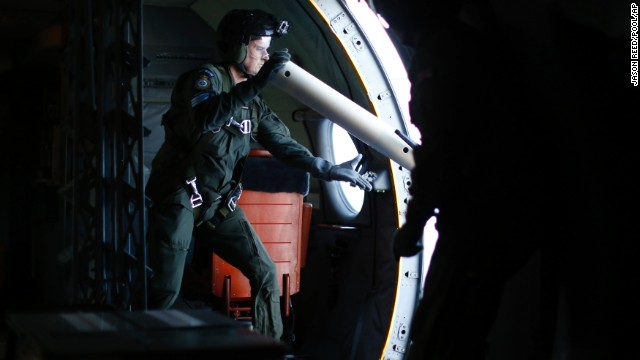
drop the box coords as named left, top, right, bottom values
left=393, top=222, right=424, bottom=260
left=252, top=48, right=291, bottom=88
left=328, top=154, right=373, bottom=191
left=234, top=49, right=291, bottom=104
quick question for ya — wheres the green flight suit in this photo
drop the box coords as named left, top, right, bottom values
left=146, top=63, right=334, bottom=339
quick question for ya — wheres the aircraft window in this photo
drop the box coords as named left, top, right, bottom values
left=331, top=122, right=364, bottom=213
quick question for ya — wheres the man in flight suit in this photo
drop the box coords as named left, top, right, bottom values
left=145, top=8, right=373, bottom=340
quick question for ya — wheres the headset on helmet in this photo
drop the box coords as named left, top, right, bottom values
left=217, top=9, right=290, bottom=65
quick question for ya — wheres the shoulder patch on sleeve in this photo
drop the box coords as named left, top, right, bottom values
left=191, top=91, right=210, bottom=108
left=194, top=74, right=210, bottom=90
left=195, top=65, right=222, bottom=93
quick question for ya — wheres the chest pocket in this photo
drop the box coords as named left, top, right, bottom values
left=201, top=107, right=254, bottom=160
left=224, top=105, right=254, bottom=155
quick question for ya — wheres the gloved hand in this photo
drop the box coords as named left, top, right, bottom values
left=234, top=49, right=290, bottom=105
left=328, top=154, right=373, bottom=191
left=393, top=222, right=424, bottom=260
left=252, top=48, right=291, bottom=88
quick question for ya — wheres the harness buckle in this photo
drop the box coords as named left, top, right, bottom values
left=185, top=177, right=203, bottom=208
left=238, top=119, right=252, bottom=134
left=224, top=118, right=252, bottom=135
left=226, top=183, right=243, bottom=212
left=227, top=196, right=238, bottom=212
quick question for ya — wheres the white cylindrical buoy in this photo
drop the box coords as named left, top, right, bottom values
left=271, top=61, right=415, bottom=170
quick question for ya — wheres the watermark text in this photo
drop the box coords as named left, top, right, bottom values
left=631, top=3, right=638, bottom=85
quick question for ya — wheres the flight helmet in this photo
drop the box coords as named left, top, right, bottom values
left=217, top=9, right=290, bottom=65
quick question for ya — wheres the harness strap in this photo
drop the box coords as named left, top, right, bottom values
left=190, top=64, right=252, bottom=227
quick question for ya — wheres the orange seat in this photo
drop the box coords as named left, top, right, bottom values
left=211, top=149, right=312, bottom=320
